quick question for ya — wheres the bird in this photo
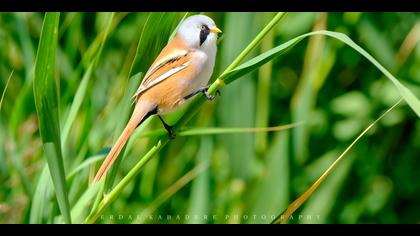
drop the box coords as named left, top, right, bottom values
left=94, top=14, right=222, bottom=182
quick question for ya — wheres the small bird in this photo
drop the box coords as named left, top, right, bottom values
left=94, top=15, right=222, bottom=182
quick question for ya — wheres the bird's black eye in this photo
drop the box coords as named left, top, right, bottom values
left=200, top=25, right=208, bottom=31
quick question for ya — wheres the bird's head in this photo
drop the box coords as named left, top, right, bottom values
left=177, top=14, right=222, bottom=51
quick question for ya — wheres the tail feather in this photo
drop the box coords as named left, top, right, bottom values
left=94, top=101, right=155, bottom=182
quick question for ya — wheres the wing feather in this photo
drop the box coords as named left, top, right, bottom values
left=133, top=62, right=189, bottom=98
left=142, top=49, right=188, bottom=84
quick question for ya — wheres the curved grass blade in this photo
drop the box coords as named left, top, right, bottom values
left=33, top=12, right=71, bottom=224
left=272, top=99, right=403, bottom=224
left=67, top=154, right=105, bottom=179
left=221, top=30, right=420, bottom=118
left=0, top=70, right=13, bottom=110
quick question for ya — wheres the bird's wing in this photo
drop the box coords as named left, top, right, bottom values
left=142, top=49, right=189, bottom=85
left=133, top=48, right=192, bottom=99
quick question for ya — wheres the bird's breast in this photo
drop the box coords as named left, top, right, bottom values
left=188, top=48, right=216, bottom=93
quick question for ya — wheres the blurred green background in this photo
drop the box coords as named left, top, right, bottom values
left=1, top=12, right=420, bottom=224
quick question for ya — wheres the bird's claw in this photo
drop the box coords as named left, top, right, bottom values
left=204, top=88, right=221, bottom=101
left=168, top=129, right=176, bottom=140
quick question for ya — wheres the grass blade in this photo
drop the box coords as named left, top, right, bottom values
left=0, top=70, right=13, bottom=110
left=299, top=150, right=355, bottom=223
left=33, top=12, right=71, bottom=224
left=135, top=123, right=302, bottom=138
left=178, top=123, right=302, bottom=136
left=61, top=64, right=93, bottom=147
left=67, top=154, right=105, bottom=179
left=30, top=166, right=54, bottom=223
left=70, top=182, right=101, bottom=223
left=272, top=99, right=403, bottom=224
left=221, top=30, right=420, bottom=118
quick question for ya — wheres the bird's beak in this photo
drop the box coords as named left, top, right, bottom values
left=211, top=27, right=222, bottom=34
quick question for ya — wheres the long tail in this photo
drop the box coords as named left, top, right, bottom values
left=94, top=101, right=155, bottom=182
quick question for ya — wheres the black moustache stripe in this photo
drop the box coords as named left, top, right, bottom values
left=200, top=27, right=210, bottom=46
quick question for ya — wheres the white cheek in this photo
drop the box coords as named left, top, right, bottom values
left=180, top=28, right=201, bottom=48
